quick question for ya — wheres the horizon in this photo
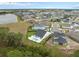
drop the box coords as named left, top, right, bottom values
left=0, top=2, right=79, bottom=9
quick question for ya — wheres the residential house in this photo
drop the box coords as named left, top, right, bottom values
left=32, top=23, right=49, bottom=30
left=60, top=22, right=72, bottom=33
left=53, top=32, right=67, bottom=45
left=28, top=29, right=51, bottom=43
left=71, top=22, right=79, bottom=32
left=54, top=37, right=67, bottom=45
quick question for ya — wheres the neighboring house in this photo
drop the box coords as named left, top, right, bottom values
left=61, top=18, right=72, bottom=24
left=50, top=22, right=60, bottom=32
left=22, top=14, right=36, bottom=20
left=74, top=17, right=79, bottom=22
left=63, top=18, right=70, bottom=22
left=71, top=22, right=79, bottom=32
left=61, top=22, right=79, bottom=32
left=27, top=19, right=37, bottom=25
left=71, top=22, right=79, bottom=27
left=60, top=22, right=72, bottom=33
left=53, top=32, right=67, bottom=45
left=54, top=37, right=67, bottom=45
left=28, top=29, right=51, bottom=43
left=62, top=23, right=71, bottom=29
left=32, top=23, right=49, bottom=30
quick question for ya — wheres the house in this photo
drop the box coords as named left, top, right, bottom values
left=28, top=29, right=51, bottom=43
left=71, top=22, right=79, bottom=32
left=74, top=17, right=79, bottom=22
left=63, top=18, right=70, bottom=22
left=60, top=22, right=72, bottom=33
left=32, top=23, right=49, bottom=30
left=54, top=37, right=67, bottom=45
left=51, top=22, right=60, bottom=32
left=61, top=21, right=79, bottom=33
left=53, top=32, right=67, bottom=45
left=71, top=22, right=79, bottom=27
left=61, top=18, right=72, bottom=24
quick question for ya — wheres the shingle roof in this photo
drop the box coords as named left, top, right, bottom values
left=55, top=37, right=67, bottom=44
left=63, top=19, right=70, bottom=22
left=34, top=23, right=46, bottom=27
left=53, top=32, right=65, bottom=37
left=35, top=30, right=46, bottom=38
left=53, top=32, right=67, bottom=44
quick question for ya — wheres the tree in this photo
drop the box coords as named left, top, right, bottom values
left=24, top=51, right=32, bottom=57
left=0, top=27, right=23, bottom=47
left=13, top=32, right=23, bottom=47
left=7, top=32, right=23, bottom=47
left=7, top=50, right=23, bottom=57
left=32, top=52, right=41, bottom=57
left=63, top=15, right=71, bottom=19
left=0, top=27, right=9, bottom=47
left=56, top=19, right=61, bottom=22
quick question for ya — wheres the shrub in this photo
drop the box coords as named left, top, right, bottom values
left=7, top=50, right=23, bottom=57
left=73, top=50, right=79, bottom=57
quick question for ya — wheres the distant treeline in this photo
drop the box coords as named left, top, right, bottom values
left=0, top=9, right=79, bottom=13
left=0, top=12, right=14, bottom=15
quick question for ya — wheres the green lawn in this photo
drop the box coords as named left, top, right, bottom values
left=27, top=31, right=36, bottom=37
left=26, top=26, right=36, bottom=39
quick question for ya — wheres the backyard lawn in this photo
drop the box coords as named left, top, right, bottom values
left=27, top=31, right=36, bottom=37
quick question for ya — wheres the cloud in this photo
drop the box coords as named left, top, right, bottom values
left=71, top=4, right=79, bottom=9
left=0, top=2, right=10, bottom=5
left=0, top=2, right=33, bottom=6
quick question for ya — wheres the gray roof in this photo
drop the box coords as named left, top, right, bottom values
left=72, top=22, right=79, bottom=25
left=53, top=32, right=67, bottom=44
left=34, top=23, right=46, bottom=27
left=63, top=19, right=70, bottom=22
left=55, top=37, right=67, bottom=44
left=35, top=30, right=46, bottom=38
left=53, top=32, right=65, bottom=37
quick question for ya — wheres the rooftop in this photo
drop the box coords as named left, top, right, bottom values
left=33, top=23, right=46, bottom=27
left=36, top=29, right=46, bottom=38
left=55, top=37, right=67, bottom=44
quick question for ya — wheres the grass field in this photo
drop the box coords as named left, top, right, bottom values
left=0, top=21, right=31, bottom=34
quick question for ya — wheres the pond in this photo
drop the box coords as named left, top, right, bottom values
left=0, top=14, right=17, bottom=24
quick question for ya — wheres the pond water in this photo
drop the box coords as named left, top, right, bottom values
left=0, top=14, right=17, bottom=24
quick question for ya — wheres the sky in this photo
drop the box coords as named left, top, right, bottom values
left=0, top=2, right=79, bottom=9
